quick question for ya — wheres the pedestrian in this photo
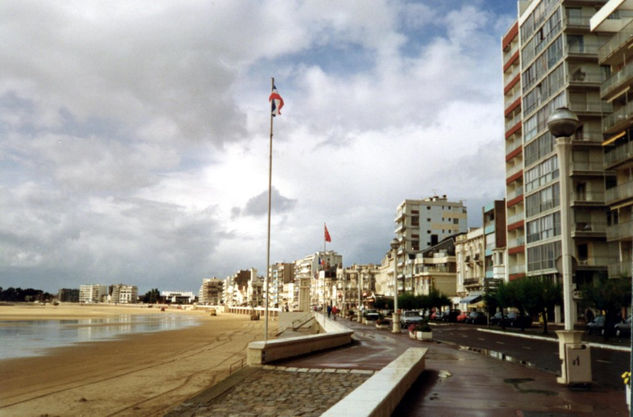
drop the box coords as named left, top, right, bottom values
left=327, top=305, right=332, bottom=318
left=332, top=305, right=338, bottom=320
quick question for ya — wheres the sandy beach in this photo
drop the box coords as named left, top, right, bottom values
left=0, top=304, right=269, bottom=416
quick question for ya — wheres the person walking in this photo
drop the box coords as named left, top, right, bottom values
left=327, top=305, right=332, bottom=318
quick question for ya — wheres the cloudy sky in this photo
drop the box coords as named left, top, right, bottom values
left=0, top=0, right=516, bottom=293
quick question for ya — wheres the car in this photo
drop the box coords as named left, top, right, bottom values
left=490, top=311, right=507, bottom=326
left=400, top=310, right=424, bottom=328
left=466, top=311, right=486, bottom=325
left=456, top=311, right=469, bottom=323
left=362, top=309, right=380, bottom=321
left=615, top=317, right=631, bottom=338
left=432, top=311, right=447, bottom=321
left=442, top=309, right=461, bottom=323
left=506, top=312, right=532, bottom=328
left=586, top=315, right=606, bottom=335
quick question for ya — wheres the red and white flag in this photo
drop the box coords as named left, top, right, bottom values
left=269, top=83, right=284, bottom=117
left=324, top=224, right=331, bottom=242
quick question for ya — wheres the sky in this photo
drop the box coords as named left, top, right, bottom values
left=0, top=0, right=517, bottom=293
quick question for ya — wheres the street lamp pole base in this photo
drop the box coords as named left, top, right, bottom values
left=392, top=312, right=401, bottom=333
left=555, top=330, right=589, bottom=385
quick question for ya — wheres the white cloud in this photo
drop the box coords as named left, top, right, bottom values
left=0, top=0, right=513, bottom=292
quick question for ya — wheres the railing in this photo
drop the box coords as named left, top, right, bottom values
left=504, top=65, right=520, bottom=84
left=606, top=180, right=633, bottom=205
left=506, top=136, right=522, bottom=154
left=506, top=163, right=523, bottom=178
left=605, top=142, right=633, bottom=168
left=506, top=213, right=524, bottom=225
left=568, top=101, right=612, bottom=114
left=570, top=161, right=607, bottom=172
left=507, top=236, right=525, bottom=248
left=571, top=190, right=604, bottom=204
left=601, top=59, right=633, bottom=99
left=508, top=264, right=526, bottom=275
left=563, top=14, right=591, bottom=28
left=463, top=278, right=482, bottom=287
left=606, top=220, right=633, bottom=241
left=576, top=257, right=612, bottom=267
left=599, top=18, right=633, bottom=63
left=603, top=100, right=633, bottom=132
left=608, top=261, right=632, bottom=278
left=505, top=112, right=522, bottom=131
left=565, top=42, right=601, bottom=56
left=506, top=188, right=523, bottom=201
left=573, top=221, right=606, bottom=233
left=566, top=68, right=605, bottom=85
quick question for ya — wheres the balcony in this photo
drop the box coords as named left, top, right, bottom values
left=569, top=161, right=607, bottom=175
left=506, top=187, right=523, bottom=201
left=563, top=14, right=591, bottom=30
left=568, top=101, right=612, bottom=116
left=506, top=212, right=524, bottom=225
left=603, top=100, right=633, bottom=134
left=507, top=236, right=525, bottom=248
left=565, top=41, right=601, bottom=59
left=571, top=190, right=604, bottom=206
left=508, top=264, right=526, bottom=275
left=506, top=162, right=523, bottom=178
left=566, top=68, right=605, bottom=88
left=572, top=221, right=606, bottom=238
left=598, top=18, right=633, bottom=64
left=608, top=261, right=632, bottom=278
left=606, top=180, right=633, bottom=206
left=463, top=278, right=482, bottom=288
left=505, top=112, right=522, bottom=131
left=605, top=141, right=633, bottom=169
left=601, top=59, right=633, bottom=100
left=576, top=257, right=612, bottom=268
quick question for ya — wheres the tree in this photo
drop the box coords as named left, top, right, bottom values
left=516, top=277, right=561, bottom=334
left=141, top=288, right=161, bottom=304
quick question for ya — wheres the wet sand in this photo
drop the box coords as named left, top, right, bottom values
left=0, top=304, right=268, bottom=416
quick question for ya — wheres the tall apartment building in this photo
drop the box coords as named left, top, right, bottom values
left=505, top=0, right=613, bottom=303
left=591, top=2, right=633, bottom=280
left=455, top=227, right=485, bottom=296
left=268, top=262, right=295, bottom=308
left=223, top=269, right=253, bottom=306
left=411, top=236, right=458, bottom=298
left=79, top=284, right=107, bottom=303
left=294, top=250, right=342, bottom=308
left=57, top=288, right=79, bottom=302
left=336, top=264, right=378, bottom=311
left=394, top=196, right=467, bottom=294
left=199, top=278, right=224, bottom=305
left=503, top=20, right=527, bottom=281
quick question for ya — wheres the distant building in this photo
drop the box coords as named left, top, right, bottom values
left=294, top=251, right=343, bottom=309
left=483, top=200, right=507, bottom=288
left=109, top=284, right=138, bottom=304
left=455, top=228, right=485, bottom=298
left=223, top=269, right=256, bottom=306
left=336, top=264, right=378, bottom=311
left=57, top=288, right=79, bottom=303
left=412, top=235, right=459, bottom=298
left=199, top=278, right=224, bottom=305
left=268, top=262, right=295, bottom=309
left=162, top=290, right=196, bottom=304
left=79, top=284, right=107, bottom=303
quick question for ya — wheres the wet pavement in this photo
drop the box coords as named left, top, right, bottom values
left=277, top=318, right=630, bottom=416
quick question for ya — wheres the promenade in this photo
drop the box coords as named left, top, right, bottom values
left=169, top=317, right=630, bottom=416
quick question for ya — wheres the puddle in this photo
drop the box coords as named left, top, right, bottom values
left=504, top=377, right=558, bottom=396
left=459, top=345, right=537, bottom=369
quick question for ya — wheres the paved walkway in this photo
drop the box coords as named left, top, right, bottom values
left=167, top=318, right=630, bottom=416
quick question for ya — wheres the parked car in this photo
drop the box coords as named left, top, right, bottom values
left=506, top=312, right=532, bottom=328
left=431, top=311, right=447, bottom=321
left=456, top=311, right=469, bottom=323
left=466, top=311, right=487, bottom=325
left=586, top=315, right=606, bottom=335
left=443, top=309, right=461, bottom=323
left=490, top=311, right=507, bottom=327
left=615, top=317, right=631, bottom=338
left=400, top=310, right=423, bottom=327
left=362, top=309, right=380, bottom=321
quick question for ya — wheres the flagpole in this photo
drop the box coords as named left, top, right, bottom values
left=265, top=77, right=274, bottom=343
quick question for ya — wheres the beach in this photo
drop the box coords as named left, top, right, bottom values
left=0, top=304, right=268, bottom=416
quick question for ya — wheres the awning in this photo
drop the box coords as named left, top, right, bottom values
left=460, top=293, right=483, bottom=304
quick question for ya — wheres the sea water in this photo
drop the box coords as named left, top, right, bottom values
left=0, top=314, right=200, bottom=360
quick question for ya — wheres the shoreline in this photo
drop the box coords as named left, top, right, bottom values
left=0, top=304, right=269, bottom=416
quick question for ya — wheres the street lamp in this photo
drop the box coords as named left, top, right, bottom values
left=391, top=238, right=401, bottom=333
left=547, top=107, right=590, bottom=385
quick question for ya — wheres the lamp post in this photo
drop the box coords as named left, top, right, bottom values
left=391, top=238, right=401, bottom=333
left=547, top=107, right=589, bottom=385
left=357, top=270, right=363, bottom=323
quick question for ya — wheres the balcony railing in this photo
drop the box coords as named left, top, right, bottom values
left=599, top=18, right=633, bottom=63
left=605, top=180, right=633, bottom=205
left=508, top=264, right=526, bottom=275
left=568, top=101, right=612, bottom=115
left=571, top=190, right=604, bottom=204
left=506, top=136, right=522, bottom=154
left=607, top=220, right=633, bottom=241
left=576, top=257, right=612, bottom=267
left=565, top=42, right=601, bottom=57
left=463, top=278, right=482, bottom=287
left=605, top=141, right=633, bottom=169
left=603, top=100, right=633, bottom=133
left=566, top=68, right=606, bottom=86
left=569, top=161, right=607, bottom=173
left=507, top=236, right=525, bottom=248
left=601, top=59, right=633, bottom=99
left=506, top=213, right=524, bottom=225
left=573, top=221, right=606, bottom=234
left=563, top=14, right=591, bottom=29
left=506, top=188, right=523, bottom=201
left=505, top=113, right=522, bottom=131
left=608, top=261, right=632, bottom=278
left=506, top=163, right=522, bottom=178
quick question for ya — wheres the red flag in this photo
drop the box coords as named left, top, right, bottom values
left=324, top=224, right=331, bottom=242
